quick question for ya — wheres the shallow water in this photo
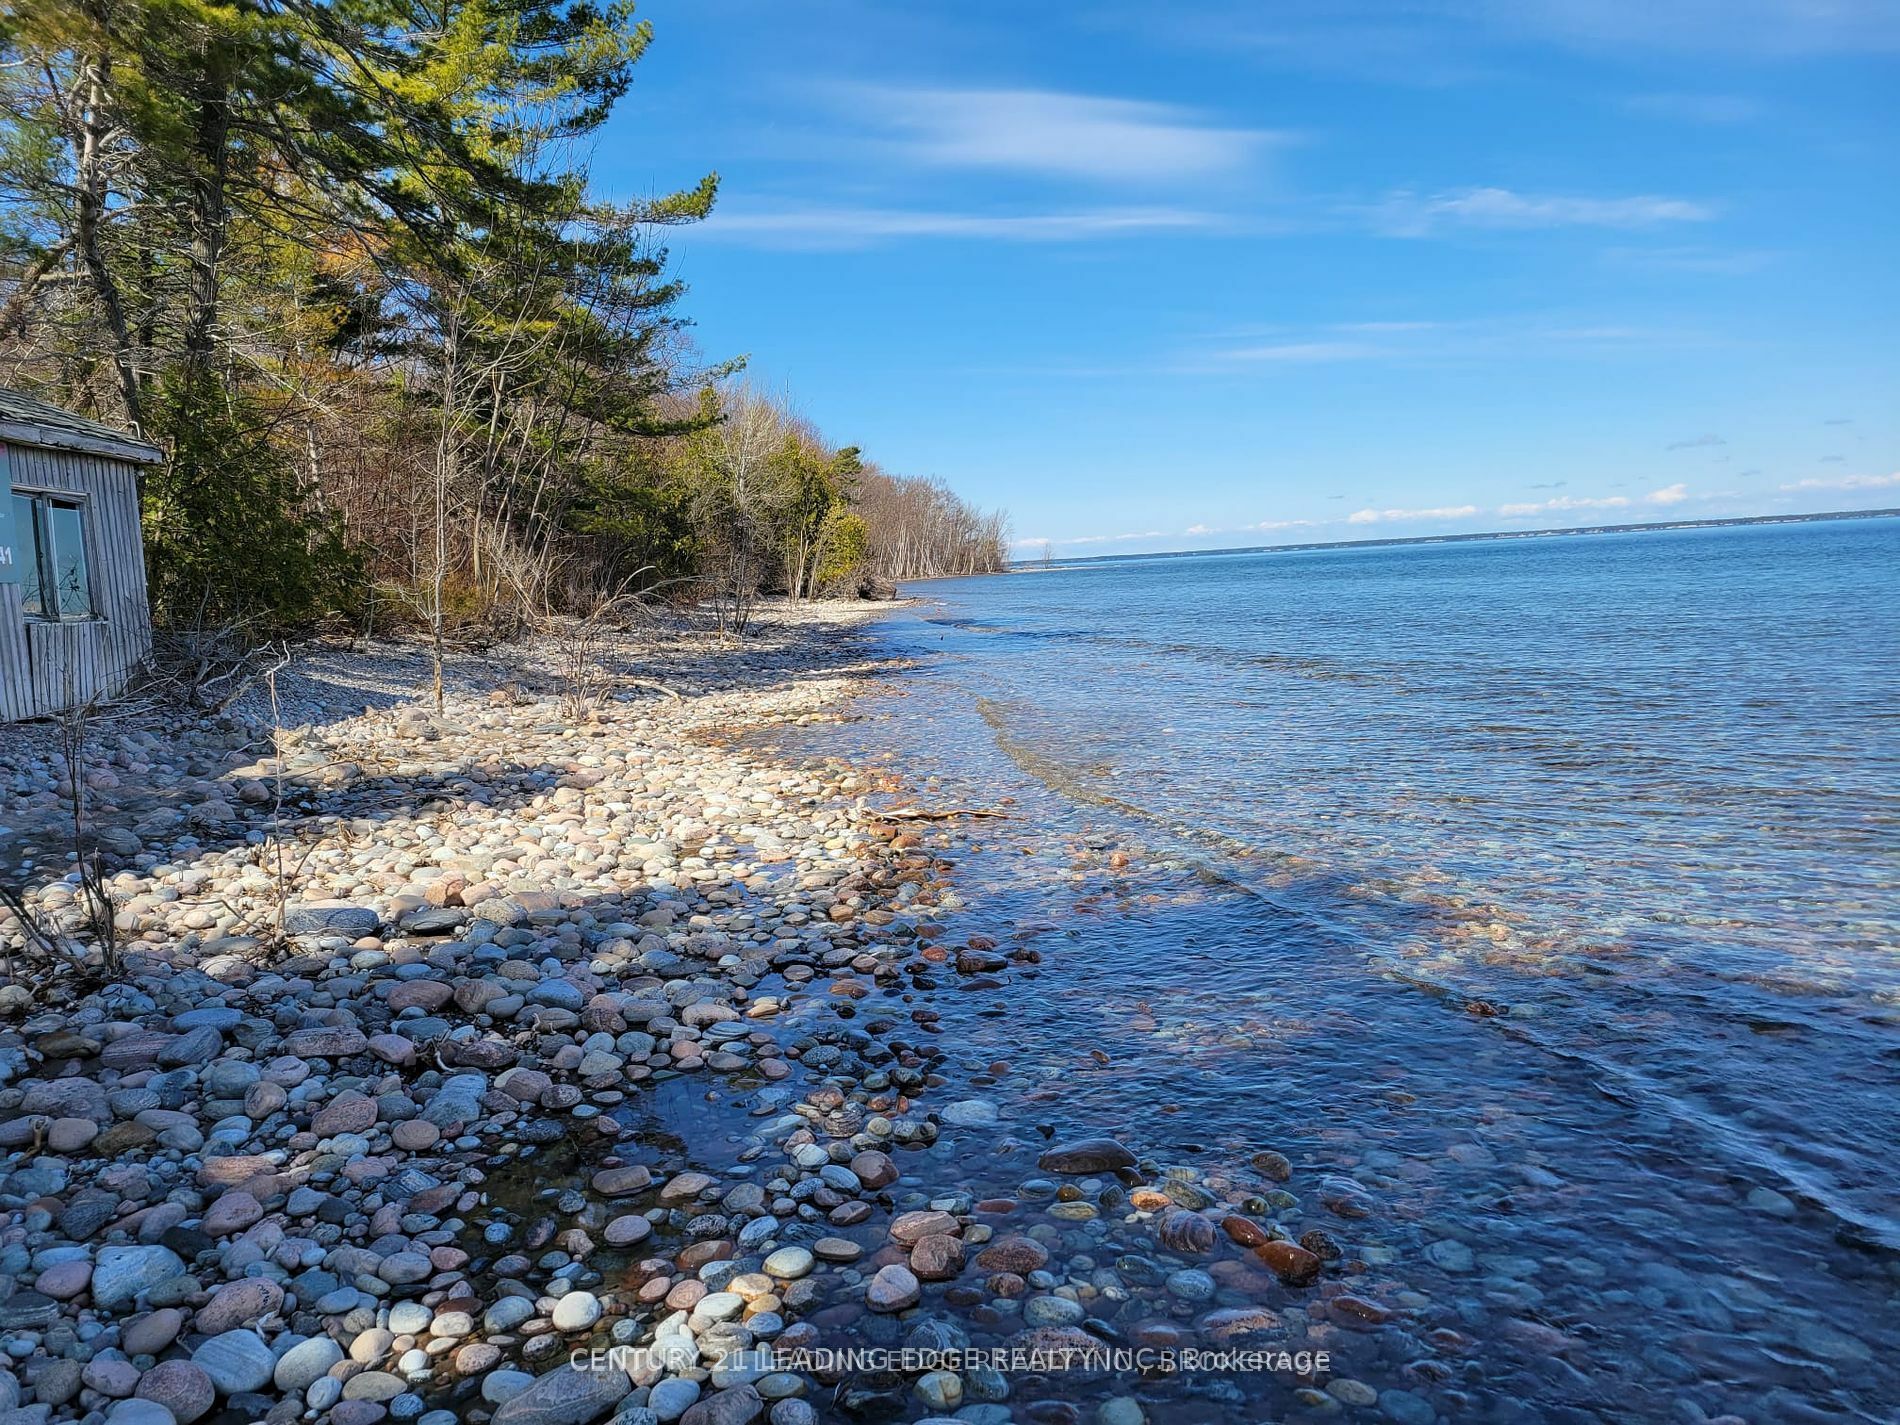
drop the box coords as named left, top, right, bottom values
left=790, top=518, right=1899, bottom=1422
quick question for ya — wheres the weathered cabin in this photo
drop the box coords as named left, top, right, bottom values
left=0, top=388, right=162, bottom=720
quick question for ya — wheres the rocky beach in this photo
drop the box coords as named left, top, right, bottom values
left=0, top=605, right=1364, bottom=1425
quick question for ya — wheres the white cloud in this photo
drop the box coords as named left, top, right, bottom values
left=699, top=204, right=1223, bottom=249
left=1778, top=472, right=1900, bottom=493
left=1256, top=519, right=1316, bottom=531
left=1498, top=494, right=1632, bottom=517
left=1378, top=186, right=1716, bottom=236
left=1066, top=529, right=1169, bottom=546
left=1193, top=315, right=1710, bottom=370
left=1347, top=505, right=1481, bottom=524
left=1218, top=340, right=1380, bottom=363
left=852, top=87, right=1280, bottom=182
left=1184, top=523, right=1215, bottom=535
left=1646, top=483, right=1690, bottom=505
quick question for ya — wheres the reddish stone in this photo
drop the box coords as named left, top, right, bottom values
left=909, top=1234, right=966, bottom=1282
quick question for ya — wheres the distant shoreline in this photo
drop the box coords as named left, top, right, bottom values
left=1013, top=506, right=1900, bottom=570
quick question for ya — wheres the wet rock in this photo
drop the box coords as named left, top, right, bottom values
left=120, top=1308, right=186, bottom=1355
left=1037, top=1138, right=1136, bottom=1174
left=762, top=1247, right=814, bottom=1279
left=974, top=1236, right=1048, bottom=1274
left=680, top=1384, right=764, bottom=1425
left=1155, top=1209, right=1215, bottom=1255
left=865, top=1264, right=921, bottom=1312
left=195, top=1277, right=283, bottom=1333
left=890, top=1210, right=960, bottom=1245
left=604, top=1215, right=653, bottom=1246
left=135, top=1359, right=216, bottom=1424
left=192, top=1331, right=277, bottom=1394
left=909, top=1235, right=966, bottom=1281
left=1220, top=1215, right=1270, bottom=1249
left=591, top=1165, right=652, bottom=1197
left=1200, top=1306, right=1283, bottom=1344
left=1255, top=1241, right=1322, bottom=1286
left=92, top=1245, right=187, bottom=1309
left=489, top=1362, right=633, bottom=1425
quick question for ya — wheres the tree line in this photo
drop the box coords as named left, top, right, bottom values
left=0, top=0, right=1008, bottom=638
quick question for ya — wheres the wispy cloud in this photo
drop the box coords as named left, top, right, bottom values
left=1066, top=529, right=1170, bottom=546
left=1498, top=493, right=1632, bottom=517
left=1347, top=504, right=1481, bottom=524
left=846, top=87, right=1281, bottom=183
left=699, top=204, right=1225, bottom=249
left=1665, top=433, right=1725, bottom=450
left=1216, top=340, right=1380, bottom=363
left=1647, top=482, right=1690, bottom=505
left=1778, top=472, right=1900, bottom=492
left=1193, top=315, right=1708, bottom=369
left=1377, top=186, right=1716, bottom=236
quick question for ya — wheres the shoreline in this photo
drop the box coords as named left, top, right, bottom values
left=7, top=602, right=1294, bottom=1425
left=0, top=602, right=1051, bottom=1425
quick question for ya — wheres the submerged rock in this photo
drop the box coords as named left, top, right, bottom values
left=1037, top=1138, right=1136, bottom=1173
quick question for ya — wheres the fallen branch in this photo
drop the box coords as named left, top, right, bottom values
left=622, top=678, right=682, bottom=700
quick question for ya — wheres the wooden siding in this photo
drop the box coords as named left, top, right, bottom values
left=0, top=443, right=152, bottom=721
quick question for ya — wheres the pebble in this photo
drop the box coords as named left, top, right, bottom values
left=865, top=1264, right=922, bottom=1312
left=191, top=1331, right=277, bottom=1394
left=762, top=1247, right=814, bottom=1279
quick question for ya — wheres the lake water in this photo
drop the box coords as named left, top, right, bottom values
left=823, top=517, right=1899, bottom=1423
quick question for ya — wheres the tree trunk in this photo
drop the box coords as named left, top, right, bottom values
left=73, top=53, right=142, bottom=430
left=181, top=59, right=233, bottom=375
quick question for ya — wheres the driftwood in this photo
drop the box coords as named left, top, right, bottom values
left=871, top=805, right=1008, bottom=822
left=622, top=678, right=682, bottom=700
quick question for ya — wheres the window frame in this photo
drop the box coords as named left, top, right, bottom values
left=11, top=486, right=100, bottom=624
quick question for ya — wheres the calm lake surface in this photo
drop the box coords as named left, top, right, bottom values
left=825, top=517, right=1899, bottom=1423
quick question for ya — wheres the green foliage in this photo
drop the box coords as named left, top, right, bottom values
left=815, top=509, right=868, bottom=587
left=567, top=455, right=702, bottom=588
left=142, top=376, right=364, bottom=631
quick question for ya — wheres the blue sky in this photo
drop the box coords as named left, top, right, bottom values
left=599, top=0, right=1899, bottom=554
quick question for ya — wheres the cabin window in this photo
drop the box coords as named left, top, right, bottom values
left=12, top=492, right=94, bottom=620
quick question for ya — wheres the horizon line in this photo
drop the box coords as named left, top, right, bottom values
left=1014, top=506, right=1900, bottom=567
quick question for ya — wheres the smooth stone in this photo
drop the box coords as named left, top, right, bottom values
left=551, top=1292, right=602, bottom=1331
left=648, top=1379, right=700, bottom=1421
left=865, top=1264, right=921, bottom=1313
left=106, top=1403, right=179, bottom=1425
left=274, top=1337, right=345, bottom=1392
left=135, top=1360, right=215, bottom=1424
left=489, top=1363, right=632, bottom=1425
left=191, top=1331, right=277, bottom=1394
left=1037, top=1138, right=1136, bottom=1173
left=92, top=1246, right=187, bottom=1309
left=939, top=1100, right=999, bottom=1127
left=761, top=1247, right=813, bottom=1280
left=1024, top=1295, right=1086, bottom=1326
